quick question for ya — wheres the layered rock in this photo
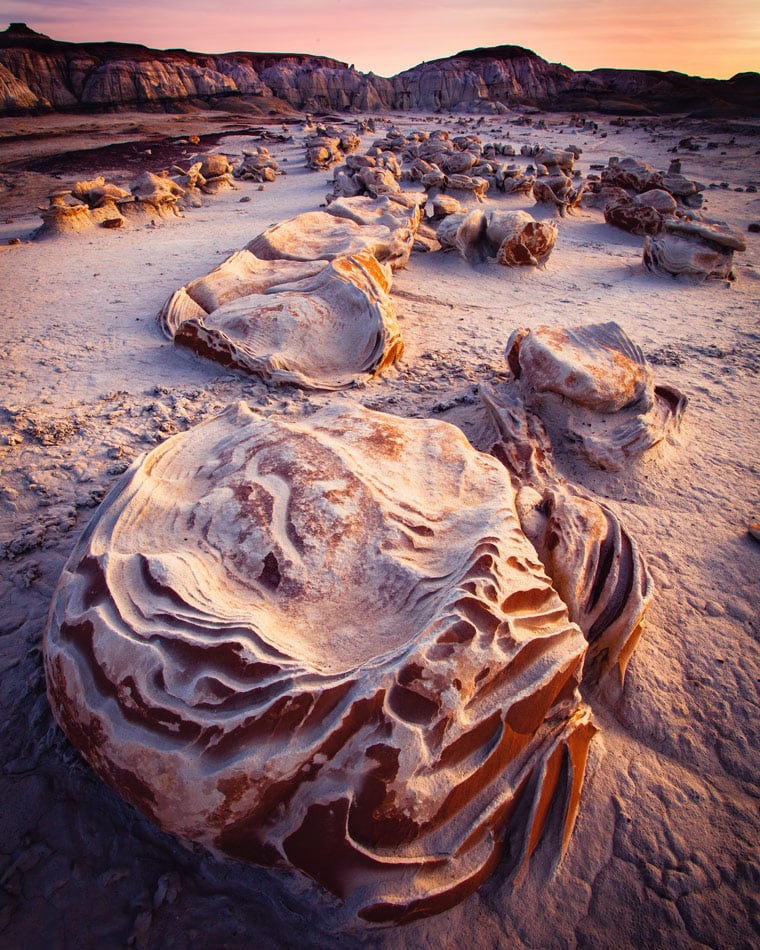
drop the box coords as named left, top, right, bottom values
left=478, top=382, right=653, bottom=691
left=159, top=249, right=404, bottom=390
left=247, top=210, right=415, bottom=272
left=393, top=46, right=574, bottom=113
left=0, top=25, right=352, bottom=112
left=0, top=58, right=39, bottom=111
left=504, top=322, right=687, bottom=470
left=259, top=61, right=393, bottom=112
left=643, top=216, right=747, bottom=280
left=45, top=401, right=595, bottom=923
left=2, top=23, right=757, bottom=117
left=0, top=27, right=238, bottom=109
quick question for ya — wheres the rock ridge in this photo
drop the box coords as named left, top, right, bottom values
left=0, top=22, right=758, bottom=117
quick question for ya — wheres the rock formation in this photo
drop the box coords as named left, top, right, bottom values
left=35, top=189, right=98, bottom=238
left=1, top=23, right=757, bottom=117
left=247, top=210, right=415, bottom=272
left=235, top=146, right=279, bottom=183
left=595, top=157, right=706, bottom=235
left=437, top=208, right=557, bottom=266
left=643, top=220, right=746, bottom=280
left=305, top=124, right=361, bottom=170
left=533, top=175, right=585, bottom=216
left=325, top=193, right=425, bottom=234
left=604, top=197, right=669, bottom=236
left=587, top=154, right=748, bottom=278
left=128, top=171, right=185, bottom=218
left=491, top=211, right=558, bottom=265
left=325, top=140, right=408, bottom=203
left=159, top=249, right=403, bottom=389
left=29, top=151, right=249, bottom=235
left=45, top=401, right=596, bottom=923
left=478, top=382, right=653, bottom=691
left=504, top=322, right=687, bottom=470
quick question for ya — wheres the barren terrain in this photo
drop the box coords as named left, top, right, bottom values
left=0, top=106, right=759, bottom=948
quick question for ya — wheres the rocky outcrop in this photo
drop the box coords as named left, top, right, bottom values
left=0, top=23, right=394, bottom=114
left=0, top=59, right=39, bottom=111
left=393, top=46, right=575, bottom=113
left=0, top=26, right=250, bottom=110
left=259, top=61, right=394, bottom=112
left=572, top=67, right=760, bottom=117
left=1, top=23, right=758, bottom=117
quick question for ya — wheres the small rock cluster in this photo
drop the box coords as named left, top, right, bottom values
left=583, top=156, right=747, bottom=278
left=320, top=126, right=591, bottom=218
left=324, top=127, right=528, bottom=205
left=326, top=148, right=404, bottom=202
left=304, top=121, right=361, bottom=170
left=235, top=146, right=279, bottom=183
left=32, top=149, right=279, bottom=239
left=593, top=155, right=706, bottom=233
left=529, top=145, right=585, bottom=216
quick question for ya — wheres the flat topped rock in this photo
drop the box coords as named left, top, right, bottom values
left=508, top=322, right=653, bottom=412
left=45, top=401, right=594, bottom=923
left=247, top=210, right=414, bottom=271
left=665, top=215, right=747, bottom=251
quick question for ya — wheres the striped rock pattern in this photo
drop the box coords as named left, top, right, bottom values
left=45, top=402, right=595, bottom=923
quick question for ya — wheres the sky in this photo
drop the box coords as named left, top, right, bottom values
left=2, top=0, right=758, bottom=80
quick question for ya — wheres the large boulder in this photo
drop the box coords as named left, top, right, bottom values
left=45, top=401, right=595, bottom=923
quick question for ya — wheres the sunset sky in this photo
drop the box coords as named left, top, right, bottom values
left=2, top=0, right=758, bottom=80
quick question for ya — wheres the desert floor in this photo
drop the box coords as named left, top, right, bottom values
left=0, top=106, right=759, bottom=948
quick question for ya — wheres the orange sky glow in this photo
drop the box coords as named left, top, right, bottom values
left=3, top=0, right=758, bottom=80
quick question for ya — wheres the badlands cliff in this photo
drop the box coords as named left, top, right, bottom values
left=1, top=22, right=758, bottom=118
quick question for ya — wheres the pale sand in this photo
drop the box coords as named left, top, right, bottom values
left=0, top=108, right=759, bottom=947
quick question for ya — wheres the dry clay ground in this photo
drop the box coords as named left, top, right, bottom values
left=0, top=107, right=759, bottom=948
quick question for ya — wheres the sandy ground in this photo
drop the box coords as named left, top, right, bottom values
left=0, top=106, right=759, bottom=948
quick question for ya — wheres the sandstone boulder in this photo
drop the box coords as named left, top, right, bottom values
left=505, top=322, right=687, bottom=469
left=161, top=249, right=403, bottom=390
left=247, top=210, right=414, bottom=272
left=45, top=401, right=595, bottom=922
